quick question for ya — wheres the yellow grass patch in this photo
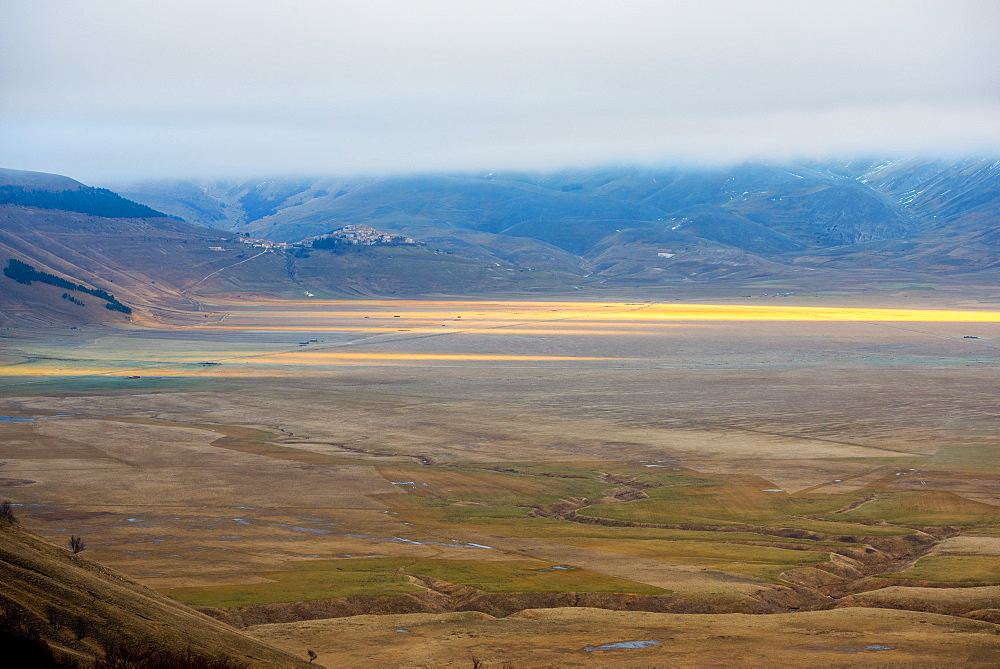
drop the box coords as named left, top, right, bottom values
left=208, top=300, right=1000, bottom=323
left=250, top=352, right=622, bottom=363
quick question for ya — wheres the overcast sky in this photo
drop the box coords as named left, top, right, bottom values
left=1, top=0, right=998, bottom=180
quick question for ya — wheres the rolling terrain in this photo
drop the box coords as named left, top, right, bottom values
left=1, top=298, right=999, bottom=665
left=0, top=515, right=308, bottom=666
left=1, top=162, right=999, bottom=665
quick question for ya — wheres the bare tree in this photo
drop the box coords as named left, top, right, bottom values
left=68, top=535, right=85, bottom=554
left=0, top=500, right=16, bottom=523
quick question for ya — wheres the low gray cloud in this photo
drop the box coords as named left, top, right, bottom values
left=2, top=0, right=998, bottom=180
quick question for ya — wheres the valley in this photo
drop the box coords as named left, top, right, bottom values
left=2, top=297, right=999, bottom=665
left=5, top=0, right=997, bottom=662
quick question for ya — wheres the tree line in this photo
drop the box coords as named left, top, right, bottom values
left=0, top=185, right=168, bottom=219
left=4, top=259, right=132, bottom=314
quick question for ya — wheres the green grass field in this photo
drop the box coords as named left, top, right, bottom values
left=831, top=491, right=1000, bottom=527
left=165, top=557, right=668, bottom=608
left=375, top=465, right=611, bottom=509
left=406, top=559, right=669, bottom=595
left=166, top=558, right=421, bottom=608
left=881, top=556, right=1000, bottom=584
left=560, top=538, right=829, bottom=581
left=576, top=480, right=868, bottom=530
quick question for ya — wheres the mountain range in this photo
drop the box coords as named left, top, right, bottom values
left=1, top=158, right=998, bottom=327
left=110, top=158, right=1000, bottom=283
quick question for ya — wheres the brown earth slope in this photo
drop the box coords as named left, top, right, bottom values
left=0, top=518, right=309, bottom=667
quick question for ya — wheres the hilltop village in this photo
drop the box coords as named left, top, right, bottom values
left=238, top=224, right=415, bottom=252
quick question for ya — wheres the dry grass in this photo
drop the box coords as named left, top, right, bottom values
left=834, top=491, right=1000, bottom=527
left=881, top=556, right=1000, bottom=583
left=246, top=606, right=1000, bottom=667
left=2, top=296, right=999, bottom=664
left=559, top=538, right=828, bottom=581
left=0, top=522, right=305, bottom=666
left=840, top=585, right=1000, bottom=615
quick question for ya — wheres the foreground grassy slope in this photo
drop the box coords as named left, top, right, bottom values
left=0, top=519, right=307, bottom=667
left=247, top=607, right=1000, bottom=667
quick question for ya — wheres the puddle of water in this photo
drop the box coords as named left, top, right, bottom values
left=761, top=489, right=785, bottom=492
left=342, top=533, right=493, bottom=549
left=395, top=629, right=410, bottom=633
left=287, top=526, right=332, bottom=534
left=0, top=416, right=35, bottom=422
left=584, top=640, right=661, bottom=652
left=232, top=518, right=250, bottom=525
left=845, top=645, right=895, bottom=653
left=339, top=554, right=386, bottom=558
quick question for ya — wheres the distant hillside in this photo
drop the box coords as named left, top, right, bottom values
left=0, top=169, right=582, bottom=326
left=0, top=203, right=264, bottom=327
left=3, top=158, right=997, bottom=327
left=0, top=168, right=169, bottom=219
left=0, top=168, right=86, bottom=191
left=0, top=185, right=169, bottom=219
left=0, top=516, right=308, bottom=666
left=110, top=158, right=1000, bottom=283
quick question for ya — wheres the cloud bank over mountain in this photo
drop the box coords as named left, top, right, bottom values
left=2, top=0, right=998, bottom=179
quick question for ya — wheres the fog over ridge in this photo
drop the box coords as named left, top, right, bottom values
left=1, top=0, right=998, bottom=180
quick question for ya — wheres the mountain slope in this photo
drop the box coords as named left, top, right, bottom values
left=0, top=168, right=86, bottom=192
left=0, top=204, right=271, bottom=327
left=0, top=518, right=308, bottom=666
left=0, top=169, right=584, bottom=326
left=112, top=157, right=999, bottom=283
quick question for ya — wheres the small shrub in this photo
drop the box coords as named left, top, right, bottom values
left=0, top=500, right=17, bottom=523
